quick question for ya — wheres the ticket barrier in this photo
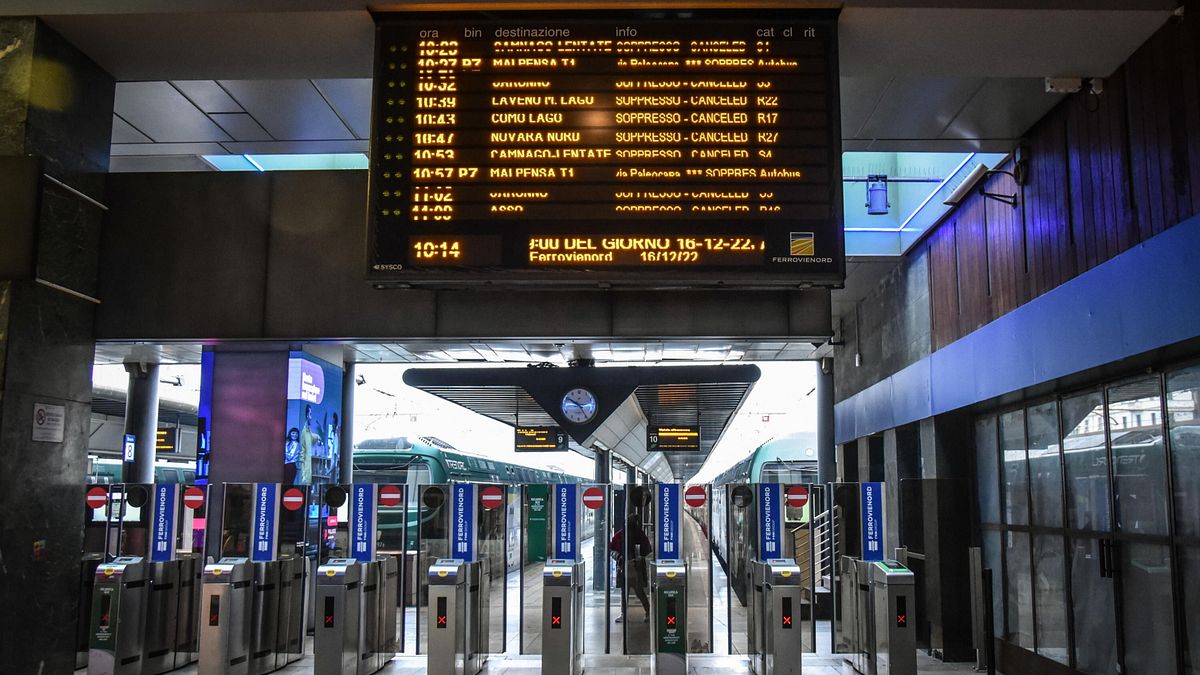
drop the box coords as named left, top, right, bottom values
left=373, top=556, right=399, bottom=671
left=541, top=559, right=585, bottom=675
left=198, top=557, right=252, bottom=675
left=87, top=557, right=149, bottom=675
left=748, top=559, right=805, bottom=675
left=274, top=555, right=308, bottom=668
left=871, top=562, right=916, bottom=675
left=249, top=561, right=281, bottom=674
left=174, top=554, right=203, bottom=668
left=143, top=558, right=182, bottom=675
left=77, top=552, right=106, bottom=669
left=840, top=558, right=916, bottom=675
left=650, top=559, right=688, bottom=675
left=313, top=557, right=398, bottom=675
left=314, top=559, right=362, bottom=675
left=427, top=559, right=490, bottom=675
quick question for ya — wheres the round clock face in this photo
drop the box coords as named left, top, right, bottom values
left=561, top=387, right=598, bottom=424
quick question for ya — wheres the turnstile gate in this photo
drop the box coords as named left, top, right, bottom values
left=749, top=559, right=805, bottom=675
left=840, top=557, right=917, bottom=675
left=198, top=557, right=252, bottom=675
left=314, top=559, right=362, bottom=675
left=650, top=559, right=688, bottom=675
left=427, top=559, right=474, bottom=675
left=87, top=557, right=149, bottom=675
left=542, top=559, right=585, bottom=675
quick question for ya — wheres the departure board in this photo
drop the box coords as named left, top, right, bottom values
left=368, top=10, right=842, bottom=286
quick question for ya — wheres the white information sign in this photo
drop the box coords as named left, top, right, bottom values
left=32, top=402, right=65, bottom=443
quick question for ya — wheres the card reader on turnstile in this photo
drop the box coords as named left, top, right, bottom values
left=88, top=556, right=148, bottom=675
left=542, top=559, right=585, bottom=675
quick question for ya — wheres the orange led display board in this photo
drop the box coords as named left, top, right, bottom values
left=369, top=10, right=842, bottom=286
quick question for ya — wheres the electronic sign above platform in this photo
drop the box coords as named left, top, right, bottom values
left=648, top=425, right=702, bottom=451
left=368, top=9, right=842, bottom=287
left=515, top=426, right=568, bottom=451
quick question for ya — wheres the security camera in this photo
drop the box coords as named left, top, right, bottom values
left=355, top=374, right=366, bottom=386
left=943, top=163, right=989, bottom=207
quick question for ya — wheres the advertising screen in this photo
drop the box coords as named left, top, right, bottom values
left=285, top=353, right=344, bottom=485
left=368, top=9, right=842, bottom=286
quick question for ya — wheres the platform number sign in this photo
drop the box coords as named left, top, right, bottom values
left=860, top=482, right=883, bottom=562
left=657, top=483, right=681, bottom=561
left=452, top=483, right=475, bottom=561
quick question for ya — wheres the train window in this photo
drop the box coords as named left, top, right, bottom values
left=760, top=462, right=816, bottom=486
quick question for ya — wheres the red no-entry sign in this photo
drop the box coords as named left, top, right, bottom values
left=182, top=486, right=205, bottom=510
left=86, top=486, right=108, bottom=510
left=379, top=485, right=403, bottom=507
left=684, top=485, right=707, bottom=508
left=582, top=486, right=605, bottom=509
left=786, top=485, right=810, bottom=508
left=480, top=485, right=504, bottom=510
left=282, top=487, right=306, bottom=511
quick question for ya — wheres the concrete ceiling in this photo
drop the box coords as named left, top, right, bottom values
left=92, top=340, right=822, bottom=366
left=19, top=1, right=1171, bottom=167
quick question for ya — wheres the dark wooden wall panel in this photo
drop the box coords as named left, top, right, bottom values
left=928, top=223, right=959, bottom=351
left=926, top=12, right=1200, bottom=349
left=953, top=196, right=991, bottom=337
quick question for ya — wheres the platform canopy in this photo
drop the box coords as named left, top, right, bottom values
left=402, top=364, right=760, bottom=482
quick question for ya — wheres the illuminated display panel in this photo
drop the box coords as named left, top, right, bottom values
left=515, top=426, right=568, bottom=452
left=648, top=425, right=702, bottom=451
left=369, top=10, right=842, bottom=286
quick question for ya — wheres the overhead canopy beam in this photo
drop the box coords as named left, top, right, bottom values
left=403, top=364, right=759, bottom=481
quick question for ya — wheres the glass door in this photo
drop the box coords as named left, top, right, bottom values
left=1061, top=392, right=1119, bottom=675
left=1108, top=378, right=1177, bottom=675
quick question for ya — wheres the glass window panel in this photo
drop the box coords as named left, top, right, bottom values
left=1001, top=411, right=1029, bottom=526
left=1069, top=537, right=1117, bottom=674
left=1062, top=392, right=1110, bottom=532
left=1119, top=542, right=1177, bottom=675
left=1033, top=535, right=1068, bottom=664
left=1027, top=403, right=1063, bottom=528
left=1004, top=531, right=1034, bottom=649
left=1108, top=378, right=1170, bottom=536
left=1181, top=546, right=1200, bottom=675
left=982, top=530, right=1003, bottom=638
left=1167, top=366, right=1200, bottom=538
left=976, top=417, right=1001, bottom=524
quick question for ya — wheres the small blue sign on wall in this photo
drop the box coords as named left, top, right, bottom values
left=554, top=483, right=577, bottom=560
left=657, top=483, right=680, bottom=560
left=350, top=483, right=374, bottom=560
left=758, top=483, right=782, bottom=558
left=861, top=481, right=884, bottom=562
left=252, top=483, right=277, bottom=562
left=150, top=484, right=176, bottom=562
left=123, top=434, right=136, bottom=462
left=452, top=482, right=475, bottom=561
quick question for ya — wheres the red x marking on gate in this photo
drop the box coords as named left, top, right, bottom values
left=551, top=616, right=561, bottom=625
left=325, top=615, right=334, bottom=626
left=783, top=616, right=792, bottom=626
left=666, top=616, right=676, bottom=626
left=438, top=616, right=447, bottom=626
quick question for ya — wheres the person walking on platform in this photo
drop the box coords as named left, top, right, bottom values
left=610, top=514, right=651, bottom=622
